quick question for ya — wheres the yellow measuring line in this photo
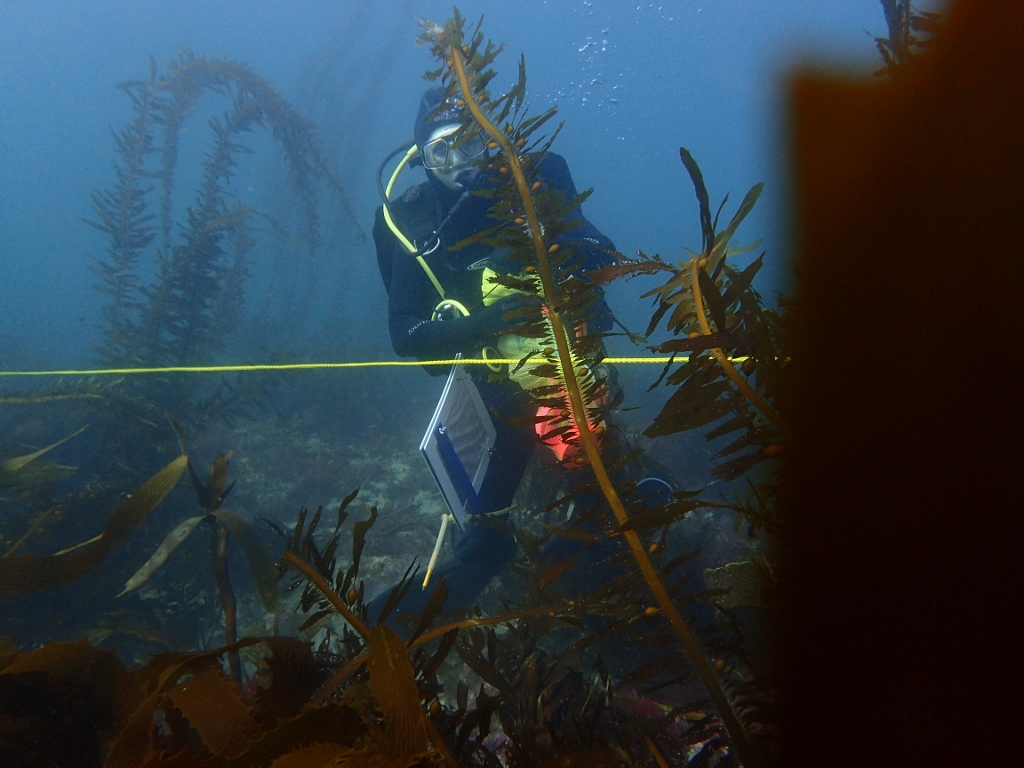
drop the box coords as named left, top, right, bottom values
left=0, top=356, right=696, bottom=378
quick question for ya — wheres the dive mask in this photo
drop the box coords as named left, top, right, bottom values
left=421, top=126, right=487, bottom=170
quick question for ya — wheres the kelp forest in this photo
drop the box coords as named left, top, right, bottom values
left=88, top=51, right=361, bottom=436
left=0, top=3, right=938, bottom=767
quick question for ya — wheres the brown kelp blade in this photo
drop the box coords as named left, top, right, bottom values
left=117, top=515, right=206, bottom=597
left=0, top=455, right=187, bottom=594
left=366, top=625, right=431, bottom=758
left=1, top=425, right=88, bottom=473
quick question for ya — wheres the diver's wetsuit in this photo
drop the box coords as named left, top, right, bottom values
left=372, top=152, right=617, bottom=617
left=375, top=153, right=615, bottom=363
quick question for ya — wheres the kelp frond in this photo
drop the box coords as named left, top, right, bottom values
left=0, top=455, right=186, bottom=594
left=642, top=148, right=788, bottom=488
left=84, top=50, right=350, bottom=430
left=420, top=12, right=760, bottom=766
left=1, top=425, right=87, bottom=475
left=114, top=427, right=281, bottom=675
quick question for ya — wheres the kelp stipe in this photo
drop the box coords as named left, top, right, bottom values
left=420, top=11, right=758, bottom=765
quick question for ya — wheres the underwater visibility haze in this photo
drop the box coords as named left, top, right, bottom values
left=0, top=1, right=956, bottom=766
left=1, top=0, right=892, bottom=366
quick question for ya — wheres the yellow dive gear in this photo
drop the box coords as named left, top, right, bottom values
left=431, top=298, right=470, bottom=321
left=479, top=267, right=552, bottom=390
left=382, top=144, right=420, bottom=253
left=380, top=143, right=578, bottom=390
left=381, top=143, right=447, bottom=300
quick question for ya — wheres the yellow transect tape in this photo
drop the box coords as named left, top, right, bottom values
left=0, top=356, right=748, bottom=378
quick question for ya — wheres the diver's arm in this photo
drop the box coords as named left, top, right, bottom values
left=536, top=154, right=618, bottom=333
left=538, top=153, right=619, bottom=270
left=388, top=280, right=522, bottom=359
left=395, top=314, right=510, bottom=360
left=376, top=225, right=513, bottom=360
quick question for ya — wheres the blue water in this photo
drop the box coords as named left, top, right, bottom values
left=0, top=5, right=951, bottom=750
left=0, top=0, right=915, bottom=371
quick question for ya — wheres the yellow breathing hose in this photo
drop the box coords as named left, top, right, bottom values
left=382, top=143, right=448, bottom=300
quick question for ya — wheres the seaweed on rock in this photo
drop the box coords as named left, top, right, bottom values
left=0, top=477, right=775, bottom=767
left=269, top=476, right=780, bottom=767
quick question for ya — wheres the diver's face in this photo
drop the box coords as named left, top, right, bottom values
left=423, top=124, right=485, bottom=191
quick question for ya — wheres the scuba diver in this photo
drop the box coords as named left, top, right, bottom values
left=372, top=86, right=673, bottom=620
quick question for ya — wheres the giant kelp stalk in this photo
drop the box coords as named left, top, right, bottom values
left=87, top=51, right=353, bottom=426
left=420, top=11, right=760, bottom=765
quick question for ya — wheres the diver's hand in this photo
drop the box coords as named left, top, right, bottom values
left=468, top=293, right=543, bottom=339
left=405, top=294, right=543, bottom=361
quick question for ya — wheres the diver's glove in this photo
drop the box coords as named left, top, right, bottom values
left=466, top=293, right=542, bottom=340
left=409, top=294, right=543, bottom=362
